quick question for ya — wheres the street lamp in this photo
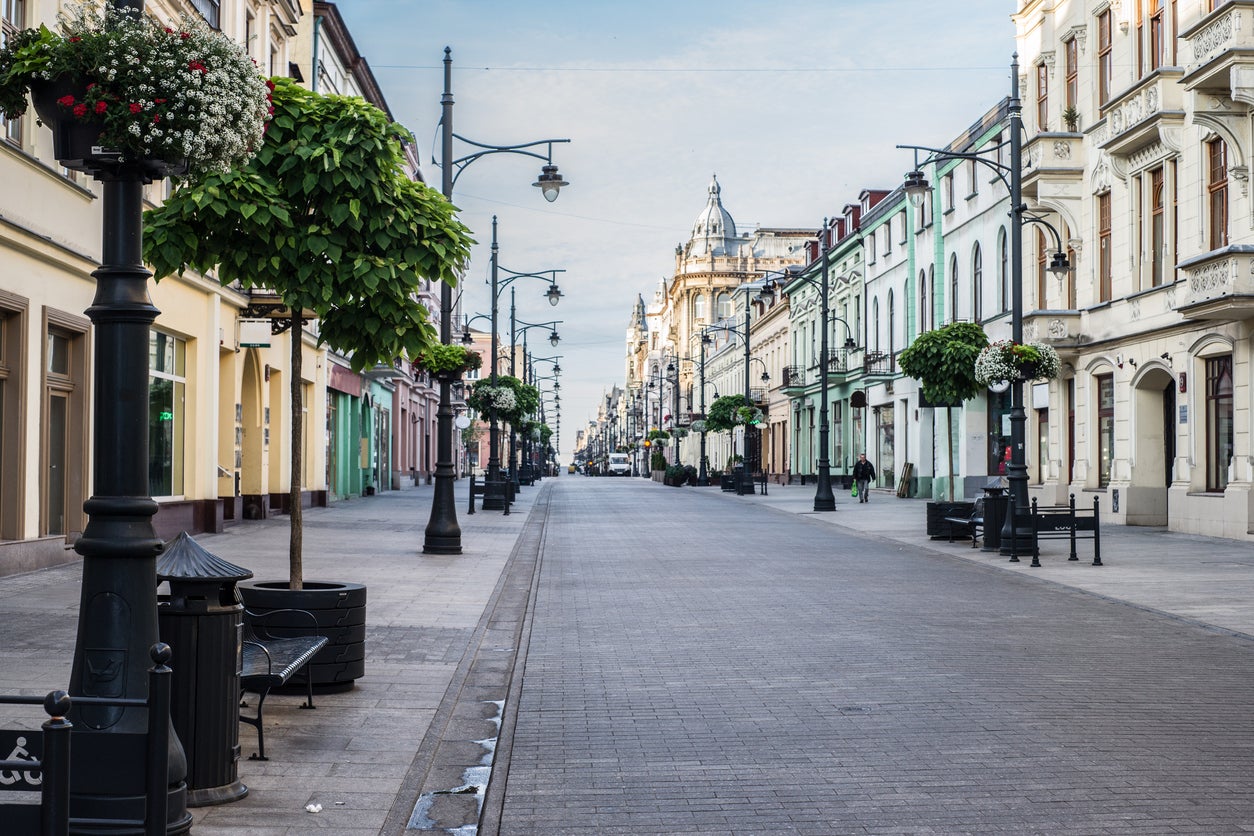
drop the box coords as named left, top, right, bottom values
left=426, top=46, right=571, bottom=554
left=761, top=250, right=838, bottom=512
left=896, top=54, right=1069, bottom=555
left=509, top=320, right=562, bottom=485
left=705, top=288, right=763, bottom=495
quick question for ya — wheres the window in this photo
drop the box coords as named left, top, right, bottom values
left=1148, top=0, right=1165, bottom=72
left=872, top=298, right=880, bottom=353
left=1205, top=354, right=1233, bottom=492
left=149, top=331, right=186, bottom=497
left=998, top=228, right=1010, bottom=313
left=1036, top=62, right=1049, bottom=131
left=897, top=210, right=907, bottom=244
left=191, top=0, right=220, bottom=28
left=1098, top=9, right=1113, bottom=104
left=1208, top=137, right=1228, bottom=249
left=693, top=293, right=708, bottom=323
left=1098, top=192, right=1112, bottom=302
left=1065, top=37, right=1078, bottom=112
left=883, top=223, right=892, bottom=257
left=1096, top=374, right=1114, bottom=488
left=927, top=265, right=935, bottom=327
left=1150, top=166, right=1165, bottom=286
left=972, top=244, right=983, bottom=323
left=887, top=290, right=895, bottom=356
left=948, top=254, right=959, bottom=323
left=716, top=292, right=733, bottom=320
left=967, top=159, right=979, bottom=197
left=942, top=172, right=954, bottom=213
left=1037, top=406, right=1049, bottom=483
left=1036, top=230, right=1048, bottom=310
left=919, top=269, right=929, bottom=333
left=1, top=0, right=24, bottom=144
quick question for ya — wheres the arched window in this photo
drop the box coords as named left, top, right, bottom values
left=693, top=293, right=708, bottom=322
left=887, top=290, right=896, bottom=356
left=927, top=265, right=935, bottom=328
left=716, top=292, right=733, bottom=319
left=949, top=254, right=959, bottom=323
left=919, top=269, right=929, bottom=333
left=998, top=228, right=1009, bottom=313
left=872, top=298, right=881, bottom=353
left=972, top=243, right=983, bottom=323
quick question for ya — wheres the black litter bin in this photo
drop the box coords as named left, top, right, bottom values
left=157, top=532, right=253, bottom=807
left=981, top=487, right=1009, bottom=553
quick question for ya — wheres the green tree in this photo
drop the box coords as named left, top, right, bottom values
left=143, top=78, right=473, bottom=588
left=704, top=394, right=747, bottom=433
left=897, top=322, right=989, bottom=501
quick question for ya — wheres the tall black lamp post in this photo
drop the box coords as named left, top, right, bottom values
left=509, top=319, right=561, bottom=483
left=425, top=46, right=570, bottom=553
left=696, top=334, right=712, bottom=485
left=897, top=55, right=1069, bottom=554
left=61, top=0, right=193, bottom=829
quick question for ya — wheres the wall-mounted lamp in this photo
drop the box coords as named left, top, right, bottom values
left=1160, top=352, right=1171, bottom=361
left=1115, top=354, right=1123, bottom=369
left=1127, top=357, right=1137, bottom=368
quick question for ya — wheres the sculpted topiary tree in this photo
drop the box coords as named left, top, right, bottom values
left=897, top=321, right=989, bottom=501
left=144, top=77, right=472, bottom=587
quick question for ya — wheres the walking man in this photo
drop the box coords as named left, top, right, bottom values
left=852, top=453, right=875, bottom=503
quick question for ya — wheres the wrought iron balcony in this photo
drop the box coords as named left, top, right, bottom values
left=781, top=365, right=806, bottom=389
left=863, top=351, right=896, bottom=377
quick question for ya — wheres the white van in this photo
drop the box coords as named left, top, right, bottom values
left=607, top=453, right=631, bottom=476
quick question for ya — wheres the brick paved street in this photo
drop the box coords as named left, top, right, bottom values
left=488, top=478, right=1254, bottom=835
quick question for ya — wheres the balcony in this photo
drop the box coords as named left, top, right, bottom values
left=822, top=348, right=853, bottom=374
left=1181, top=1, right=1254, bottom=93
left=781, top=365, right=807, bottom=390
left=1175, top=245, right=1254, bottom=321
left=863, top=351, right=895, bottom=377
left=1094, top=70, right=1185, bottom=161
left=1022, top=133, right=1085, bottom=202
left=750, top=388, right=768, bottom=405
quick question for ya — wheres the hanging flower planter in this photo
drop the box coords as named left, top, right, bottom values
left=0, top=3, right=272, bottom=180
left=974, top=340, right=1061, bottom=386
left=415, top=344, right=482, bottom=381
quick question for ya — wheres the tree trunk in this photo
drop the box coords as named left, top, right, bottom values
left=946, top=406, right=956, bottom=503
left=289, top=310, right=303, bottom=590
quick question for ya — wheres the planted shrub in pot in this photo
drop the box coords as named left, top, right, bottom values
left=897, top=322, right=989, bottom=538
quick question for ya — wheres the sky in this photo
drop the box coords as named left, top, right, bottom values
left=337, top=0, right=1017, bottom=459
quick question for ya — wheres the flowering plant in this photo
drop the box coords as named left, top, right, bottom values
left=414, top=344, right=481, bottom=377
left=974, top=340, right=1061, bottom=385
left=0, top=2, right=271, bottom=179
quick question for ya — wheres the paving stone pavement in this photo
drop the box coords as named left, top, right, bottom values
left=489, top=479, right=1254, bottom=835
left=3, top=477, right=1254, bottom=834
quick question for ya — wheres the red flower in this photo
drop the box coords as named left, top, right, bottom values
left=57, top=95, right=75, bottom=107
left=129, top=103, right=142, bottom=114
left=95, top=101, right=107, bottom=114
left=86, top=83, right=96, bottom=90
left=154, top=98, right=167, bottom=104
left=69, top=36, right=81, bottom=43
left=164, top=27, right=173, bottom=33
left=153, top=114, right=161, bottom=123
left=180, top=32, right=191, bottom=40
left=265, top=79, right=275, bottom=91
left=72, top=103, right=87, bottom=118
left=188, top=60, right=207, bottom=75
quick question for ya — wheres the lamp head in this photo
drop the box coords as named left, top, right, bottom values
left=533, top=163, right=569, bottom=202
left=546, top=283, right=563, bottom=306
left=549, top=330, right=560, bottom=347
left=666, top=361, right=675, bottom=374
left=553, top=362, right=562, bottom=374
left=1047, top=251, right=1070, bottom=277
left=756, top=281, right=776, bottom=303
left=701, top=332, right=712, bottom=345
left=760, top=370, right=770, bottom=382
left=844, top=337, right=857, bottom=349
left=461, top=329, right=473, bottom=344
left=904, top=169, right=930, bottom=207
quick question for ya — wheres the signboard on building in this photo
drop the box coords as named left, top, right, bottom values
left=239, top=319, right=272, bottom=348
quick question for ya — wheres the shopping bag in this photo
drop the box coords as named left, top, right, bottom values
left=851, top=485, right=858, bottom=498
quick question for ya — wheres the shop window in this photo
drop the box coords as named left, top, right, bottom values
left=1205, top=355, right=1233, bottom=492
left=1097, top=374, right=1114, bottom=488
left=149, top=331, right=186, bottom=498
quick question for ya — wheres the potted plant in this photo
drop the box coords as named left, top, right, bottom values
left=0, top=3, right=271, bottom=179
left=974, top=340, right=1062, bottom=387
left=898, top=322, right=989, bottom=536
left=143, top=80, right=472, bottom=686
left=1062, top=106, right=1080, bottom=132
left=415, top=344, right=481, bottom=380
left=648, top=429, right=671, bottom=448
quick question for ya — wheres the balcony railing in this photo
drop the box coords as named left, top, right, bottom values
left=863, top=351, right=895, bottom=376
left=822, top=348, right=852, bottom=373
left=781, top=365, right=806, bottom=389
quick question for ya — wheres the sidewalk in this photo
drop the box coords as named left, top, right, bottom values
left=717, top=482, right=1254, bottom=639
left=0, top=480, right=543, bottom=835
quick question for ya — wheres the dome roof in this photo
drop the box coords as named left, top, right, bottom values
left=690, top=175, right=737, bottom=255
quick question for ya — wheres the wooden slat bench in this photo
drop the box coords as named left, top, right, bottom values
left=238, top=604, right=328, bottom=762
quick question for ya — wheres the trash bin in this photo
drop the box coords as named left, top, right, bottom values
left=157, top=532, right=253, bottom=807
left=981, top=487, right=1009, bottom=553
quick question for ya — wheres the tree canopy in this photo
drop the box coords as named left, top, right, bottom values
left=705, top=394, right=748, bottom=433
left=143, top=76, right=473, bottom=371
left=896, top=322, right=989, bottom=406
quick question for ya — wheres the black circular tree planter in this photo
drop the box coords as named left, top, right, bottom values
left=238, top=580, right=366, bottom=688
